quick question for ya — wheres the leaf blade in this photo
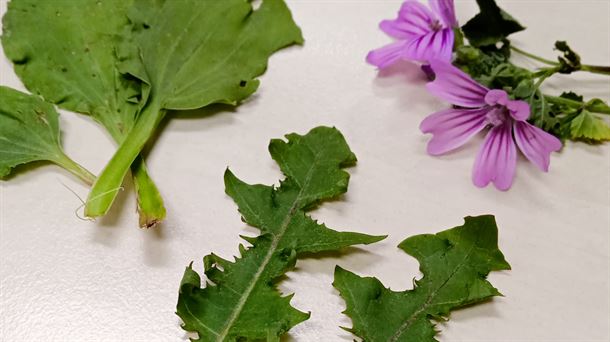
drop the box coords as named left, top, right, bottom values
left=85, top=0, right=303, bottom=217
left=177, top=126, right=385, bottom=341
left=0, top=86, right=94, bottom=183
left=1, top=0, right=166, bottom=226
left=334, top=215, right=510, bottom=342
left=462, top=0, right=525, bottom=47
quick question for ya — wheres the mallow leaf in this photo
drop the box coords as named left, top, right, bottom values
left=0, top=86, right=94, bottom=184
left=569, top=110, right=610, bottom=142
left=1, top=0, right=165, bottom=227
left=541, top=93, right=610, bottom=142
left=177, top=126, right=385, bottom=341
left=462, top=0, right=525, bottom=47
left=334, top=215, right=511, bottom=342
left=85, top=0, right=303, bottom=218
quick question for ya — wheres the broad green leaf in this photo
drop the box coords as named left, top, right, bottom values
left=462, top=0, right=525, bottom=47
left=334, top=215, right=511, bottom=342
left=86, top=0, right=304, bottom=218
left=1, top=0, right=165, bottom=227
left=1, top=0, right=140, bottom=139
left=177, top=126, right=385, bottom=341
left=0, top=86, right=94, bottom=184
left=570, top=110, right=610, bottom=142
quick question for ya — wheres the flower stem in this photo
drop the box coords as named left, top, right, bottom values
left=544, top=95, right=610, bottom=115
left=511, top=46, right=610, bottom=76
left=580, top=64, right=610, bottom=76
left=53, top=153, right=96, bottom=186
left=511, top=46, right=558, bottom=66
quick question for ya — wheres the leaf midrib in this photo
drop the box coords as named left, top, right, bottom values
left=214, top=152, right=319, bottom=341
left=388, top=244, right=477, bottom=342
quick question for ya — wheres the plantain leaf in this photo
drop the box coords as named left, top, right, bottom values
left=0, top=86, right=94, bottom=184
left=177, top=126, right=385, bottom=341
left=1, top=0, right=165, bottom=227
left=334, top=215, right=511, bottom=342
left=85, top=0, right=304, bottom=218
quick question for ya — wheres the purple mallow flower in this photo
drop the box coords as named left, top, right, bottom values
left=367, top=0, right=458, bottom=68
left=420, top=60, right=562, bottom=190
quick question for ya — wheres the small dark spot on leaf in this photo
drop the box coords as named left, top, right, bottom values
left=13, top=55, right=29, bottom=65
left=61, top=67, right=68, bottom=72
left=92, top=73, right=97, bottom=78
left=143, top=23, right=150, bottom=29
left=239, top=80, right=247, bottom=87
left=84, top=47, right=90, bottom=53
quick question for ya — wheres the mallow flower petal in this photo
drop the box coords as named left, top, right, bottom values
left=397, top=1, right=438, bottom=37
left=427, top=60, right=489, bottom=108
left=404, top=28, right=454, bottom=63
left=513, top=121, right=562, bottom=172
left=380, top=19, right=418, bottom=39
left=484, top=89, right=509, bottom=106
left=420, top=107, right=489, bottom=155
left=507, top=99, right=530, bottom=121
left=473, top=123, right=517, bottom=191
left=429, top=0, right=458, bottom=28
left=366, top=41, right=408, bottom=69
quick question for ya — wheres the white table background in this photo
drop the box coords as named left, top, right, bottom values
left=1, top=1, right=609, bottom=341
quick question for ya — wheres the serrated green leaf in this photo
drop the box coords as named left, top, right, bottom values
left=334, top=215, right=510, bottom=342
left=1, top=0, right=165, bottom=227
left=86, top=0, right=304, bottom=218
left=177, top=126, right=385, bottom=342
left=570, top=110, right=610, bottom=142
left=462, top=0, right=525, bottom=47
left=0, top=86, right=94, bottom=183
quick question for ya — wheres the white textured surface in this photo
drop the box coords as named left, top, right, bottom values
left=1, top=0, right=609, bottom=341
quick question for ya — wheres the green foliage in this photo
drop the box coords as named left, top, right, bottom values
left=569, top=110, right=610, bottom=141
left=454, top=44, right=531, bottom=89
left=454, top=40, right=610, bottom=144
left=85, top=0, right=304, bottom=219
left=334, top=215, right=510, bottom=342
left=0, top=86, right=94, bottom=183
left=1, top=0, right=165, bottom=227
left=177, top=127, right=385, bottom=341
left=534, top=92, right=610, bottom=142
left=462, top=0, right=525, bottom=47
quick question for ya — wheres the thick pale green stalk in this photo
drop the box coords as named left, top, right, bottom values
left=85, top=101, right=166, bottom=218
left=132, top=159, right=166, bottom=228
left=101, top=115, right=166, bottom=227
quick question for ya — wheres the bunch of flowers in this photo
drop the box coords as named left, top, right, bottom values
left=368, top=0, right=610, bottom=190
